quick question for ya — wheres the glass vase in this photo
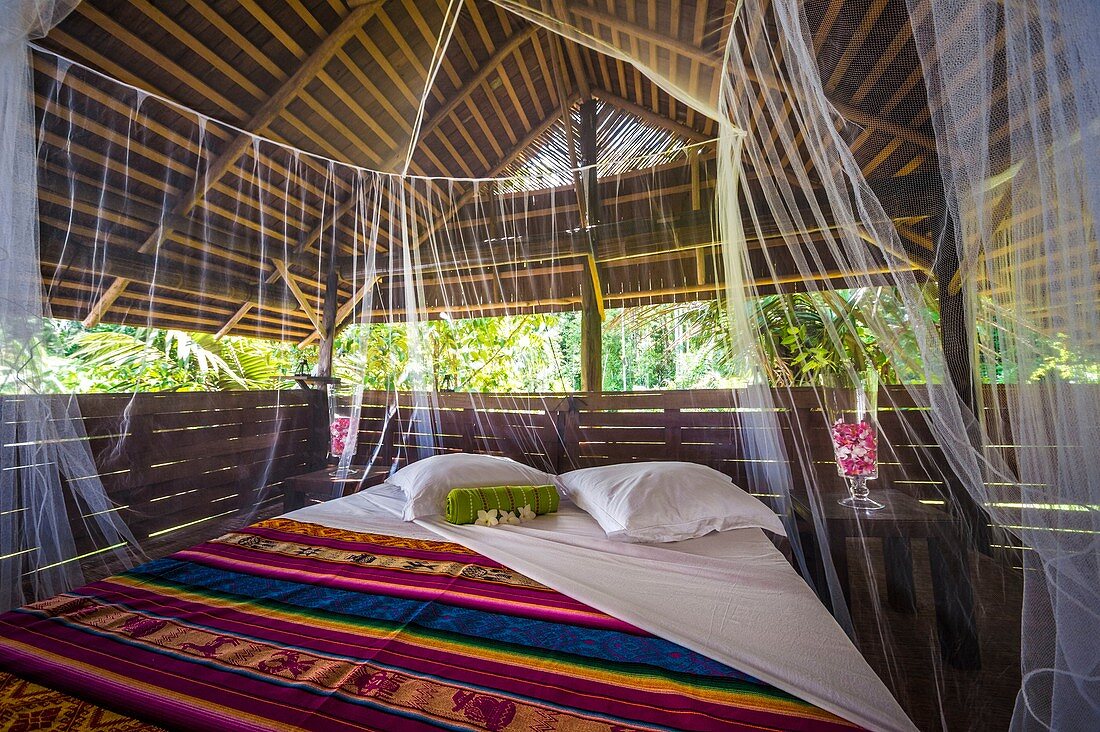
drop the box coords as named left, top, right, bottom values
left=326, top=383, right=362, bottom=479
left=824, top=368, right=884, bottom=511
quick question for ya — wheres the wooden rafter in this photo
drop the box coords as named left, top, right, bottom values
left=253, top=23, right=545, bottom=343
left=413, top=27, right=539, bottom=154
left=214, top=303, right=254, bottom=340
left=416, top=96, right=584, bottom=250
left=567, top=4, right=716, bottom=67
left=567, top=4, right=936, bottom=155
left=591, top=89, right=710, bottom=143
left=550, top=0, right=592, bottom=98
left=80, top=1, right=386, bottom=328
left=272, top=259, right=323, bottom=333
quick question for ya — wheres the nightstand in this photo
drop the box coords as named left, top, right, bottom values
left=792, top=488, right=980, bottom=669
left=283, top=467, right=388, bottom=511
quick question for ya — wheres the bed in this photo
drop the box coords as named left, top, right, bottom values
left=0, top=484, right=915, bottom=732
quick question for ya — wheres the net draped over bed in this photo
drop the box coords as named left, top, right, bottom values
left=0, top=0, right=1097, bottom=729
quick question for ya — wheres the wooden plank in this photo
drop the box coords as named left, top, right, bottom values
left=591, top=89, right=709, bottom=143
left=272, top=258, right=324, bottom=332
left=579, top=99, right=603, bottom=392
left=79, top=1, right=386, bottom=328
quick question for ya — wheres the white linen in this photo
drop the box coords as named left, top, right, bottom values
left=283, top=483, right=438, bottom=540
left=387, top=452, right=556, bottom=520
left=557, top=461, right=786, bottom=541
left=284, top=486, right=915, bottom=732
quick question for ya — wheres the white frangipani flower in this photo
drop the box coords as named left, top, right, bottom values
left=474, top=508, right=499, bottom=527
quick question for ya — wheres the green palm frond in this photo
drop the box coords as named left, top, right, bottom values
left=72, top=329, right=163, bottom=371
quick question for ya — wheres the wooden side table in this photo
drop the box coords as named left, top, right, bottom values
left=283, top=467, right=388, bottom=511
left=792, top=488, right=980, bottom=670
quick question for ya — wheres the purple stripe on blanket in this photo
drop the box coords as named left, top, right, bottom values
left=174, top=543, right=632, bottom=631
left=232, top=524, right=489, bottom=564
left=51, top=580, right=765, bottom=730
left=0, top=612, right=490, bottom=732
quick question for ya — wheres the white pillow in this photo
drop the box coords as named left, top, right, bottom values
left=556, top=461, right=785, bottom=542
left=390, top=453, right=557, bottom=520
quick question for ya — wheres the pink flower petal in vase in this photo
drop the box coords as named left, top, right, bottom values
left=330, top=416, right=352, bottom=456
left=831, top=418, right=877, bottom=477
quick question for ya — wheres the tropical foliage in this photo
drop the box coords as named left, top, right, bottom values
left=605, top=287, right=936, bottom=388
left=332, top=314, right=574, bottom=392
left=24, top=286, right=1096, bottom=394
left=750, top=288, right=934, bottom=385
left=36, top=320, right=303, bottom=392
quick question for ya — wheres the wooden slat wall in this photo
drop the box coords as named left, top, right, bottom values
left=352, top=391, right=565, bottom=476
left=1, top=390, right=325, bottom=550
left=568, top=388, right=975, bottom=509
left=351, top=386, right=976, bottom=507
left=4, top=386, right=1036, bottom=560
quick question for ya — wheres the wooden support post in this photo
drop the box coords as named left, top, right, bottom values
left=579, top=100, right=600, bottom=233
left=579, top=99, right=603, bottom=392
left=689, top=148, right=702, bottom=210
left=316, top=256, right=340, bottom=378
left=581, top=259, right=603, bottom=391
left=299, top=275, right=377, bottom=347
left=934, top=211, right=991, bottom=556
left=935, top=226, right=977, bottom=415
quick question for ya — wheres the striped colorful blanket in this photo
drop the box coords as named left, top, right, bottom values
left=0, top=518, right=860, bottom=731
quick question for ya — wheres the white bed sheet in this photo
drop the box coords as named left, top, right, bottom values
left=285, top=485, right=916, bottom=732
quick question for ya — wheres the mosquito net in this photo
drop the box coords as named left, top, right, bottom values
left=1, top=0, right=1096, bottom=729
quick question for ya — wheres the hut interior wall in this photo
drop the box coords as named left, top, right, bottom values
left=0, top=385, right=1043, bottom=569
left=0, top=390, right=326, bottom=554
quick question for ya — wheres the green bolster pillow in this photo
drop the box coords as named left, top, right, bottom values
left=446, top=485, right=559, bottom=525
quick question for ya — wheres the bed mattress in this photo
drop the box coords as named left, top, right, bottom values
left=0, top=487, right=913, bottom=731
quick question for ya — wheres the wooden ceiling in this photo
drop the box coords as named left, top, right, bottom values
left=35, top=0, right=946, bottom=342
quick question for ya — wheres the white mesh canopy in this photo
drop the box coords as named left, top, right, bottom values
left=1, top=1, right=1097, bottom=729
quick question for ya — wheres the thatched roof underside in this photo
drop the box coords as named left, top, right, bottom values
left=36, top=0, right=962, bottom=342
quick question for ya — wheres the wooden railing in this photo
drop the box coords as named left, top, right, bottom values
left=3, top=386, right=1038, bottom=555
left=1, top=390, right=325, bottom=547
left=350, top=387, right=969, bottom=506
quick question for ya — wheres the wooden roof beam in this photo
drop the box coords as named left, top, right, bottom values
left=567, top=4, right=715, bottom=67
left=831, top=102, right=937, bottom=153
left=551, top=0, right=591, bottom=98
left=157, top=1, right=385, bottom=241
left=409, top=26, right=539, bottom=158
left=52, top=250, right=296, bottom=309
left=414, top=95, right=583, bottom=252
left=565, top=5, right=936, bottom=154
left=591, top=89, right=710, bottom=143
left=271, top=259, right=323, bottom=333
left=81, top=1, right=385, bottom=327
